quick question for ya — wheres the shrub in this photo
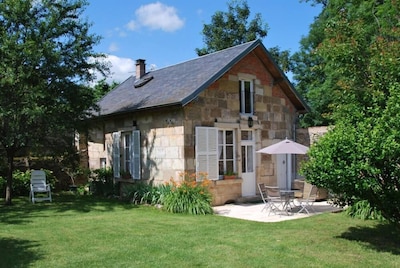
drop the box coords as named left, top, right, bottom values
left=163, top=172, right=213, bottom=215
left=344, top=199, right=386, bottom=221
left=90, top=168, right=116, bottom=196
left=0, top=169, right=57, bottom=197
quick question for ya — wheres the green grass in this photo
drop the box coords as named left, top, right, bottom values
left=1, top=194, right=399, bottom=268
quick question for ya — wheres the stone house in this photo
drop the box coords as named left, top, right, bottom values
left=85, top=40, right=309, bottom=205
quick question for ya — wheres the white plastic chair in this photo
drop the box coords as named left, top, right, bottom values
left=30, top=170, right=52, bottom=203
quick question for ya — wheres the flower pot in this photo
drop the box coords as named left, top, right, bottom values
left=224, top=175, right=236, bottom=180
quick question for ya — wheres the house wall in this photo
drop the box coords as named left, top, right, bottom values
left=87, top=107, right=186, bottom=185
left=183, top=52, right=298, bottom=196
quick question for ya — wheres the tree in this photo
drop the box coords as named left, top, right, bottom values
left=92, top=79, right=119, bottom=102
left=0, top=0, right=107, bottom=205
left=300, top=0, right=400, bottom=223
left=195, top=0, right=268, bottom=56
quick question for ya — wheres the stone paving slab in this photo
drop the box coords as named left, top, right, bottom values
left=213, top=201, right=342, bottom=223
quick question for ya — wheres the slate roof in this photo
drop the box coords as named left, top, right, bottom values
left=97, top=40, right=308, bottom=117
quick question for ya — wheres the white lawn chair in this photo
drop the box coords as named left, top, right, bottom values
left=30, top=170, right=52, bottom=203
left=297, top=183, right=318, bottom=214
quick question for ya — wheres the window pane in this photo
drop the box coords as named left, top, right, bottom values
left=242, top=130, right=254, bottom=141
left=226, top=131, right=233, bottom=144
left=219, top=161, right=224, bottom=175
left=218, top=145, right=224, bottom=159
left=226, top=161, right=234, bottom=173
left=241, top=146, right=246, bottom=173
left=226, top=145, right=233, bottom=159
left=218, top=130, right=223, bottom=144
left=247, top=145, right=254, bottom=172
left=239, top=81, right=242, bottom=113
left=245, top=82, right=251, bottom=113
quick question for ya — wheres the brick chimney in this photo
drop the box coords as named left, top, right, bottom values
left=135, top=59, right=146, bottom=79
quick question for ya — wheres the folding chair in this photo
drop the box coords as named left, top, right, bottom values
left=258, top=183, right=285, bottom=215
left=30, top=170, right=52, bottom=203
left=297, top=183, right=318, bottom=214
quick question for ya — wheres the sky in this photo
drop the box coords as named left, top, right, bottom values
left=83, top=0, right=323, bottom=83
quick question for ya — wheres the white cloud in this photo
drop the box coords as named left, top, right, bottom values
left=126, top=20, right=138, bottom=31
left=108, top=42, right=119, bottom=53
left=127, top=2, right=184, bottom=32
left=96, top=55, right=135, bottom=84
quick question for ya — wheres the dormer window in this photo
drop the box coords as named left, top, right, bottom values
left=239, top=80, right=254, bottom=115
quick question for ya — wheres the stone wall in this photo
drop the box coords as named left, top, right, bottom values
left=87, top=107, right=186, bottom=184
left=183, top=52, right=299, bottom=192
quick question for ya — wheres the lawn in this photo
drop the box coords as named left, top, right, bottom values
left=1, top=194, right=399, bottom=268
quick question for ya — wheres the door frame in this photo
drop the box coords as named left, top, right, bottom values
left=240, top=130, right=256, bottom=196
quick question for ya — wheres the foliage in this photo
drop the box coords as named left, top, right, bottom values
left=299, top=0, right=400, bottom=224
left=0, top=169, right=57, bottom=197
left=122, top=182, right=172, bottom=205
left=0, top=0, right=107, bottom=204
left=302, top=86, right=400, bottom=224
left=345, top=200, right=385, bottom=221
left=92, top=79, right=119, bottom=101
left=90, top=168, right=115, bottom=197
left=163, top=172, right=213, bottom=215
left=195, top=0, right=268, bottom=56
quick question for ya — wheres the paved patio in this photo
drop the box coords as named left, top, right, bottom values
left=213, top=201, right=342, bottom=223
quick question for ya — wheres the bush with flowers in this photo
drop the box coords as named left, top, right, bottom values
left=163, top=172, right=213, bottom=215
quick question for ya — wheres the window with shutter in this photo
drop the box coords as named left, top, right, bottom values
left=112, top=132, right=121, bottom=178
left=131, top=130, right=141, bottom=179
left=195, top=127, right=218, bottom=180
left=112, top=130, right=141, bottom=180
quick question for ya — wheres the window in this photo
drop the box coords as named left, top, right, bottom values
left=218, top=130, right=236, bottom=176
left=112, top=130, right=141, bottom=179
left=239, top=80, right=254, bottom=115
left=195, top=127, right=237, bottom=180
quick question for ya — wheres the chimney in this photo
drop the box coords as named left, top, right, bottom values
left=135, top=59, right=146, bottom=80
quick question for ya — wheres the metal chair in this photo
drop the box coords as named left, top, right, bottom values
left=297, top=183, right=318, bottom=214
left=258, top=183, right=286, bottom=215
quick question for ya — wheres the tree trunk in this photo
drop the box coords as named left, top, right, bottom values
left=4, top=151, right=15, bottom=206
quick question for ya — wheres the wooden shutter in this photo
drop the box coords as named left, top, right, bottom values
left=112, top=132, right=121, bottom=178
left=130, top=130, right=141, bottom=179
left=195, top=127, right=218, bottom=180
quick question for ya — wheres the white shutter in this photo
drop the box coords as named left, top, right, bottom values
left=131, top=130, right=141, bottom=179
left=195, top=127, right=218, bottom=180
left=112, top=132, right=121, bottom=178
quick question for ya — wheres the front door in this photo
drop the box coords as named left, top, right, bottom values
left=241, top=130, right=255, bottom=196
left=277, top=154, right=292, bottom=190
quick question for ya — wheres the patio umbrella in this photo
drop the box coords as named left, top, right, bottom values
left=256, top=138, right=309, bottom=155
left=257, top=138, right=309, bottom=190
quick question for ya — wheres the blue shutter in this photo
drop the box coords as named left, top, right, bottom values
left=112, top=132, right=121, bottom=178
left=131, top=130, right=141, bottom=179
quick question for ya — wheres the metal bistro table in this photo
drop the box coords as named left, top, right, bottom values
left=279, top=190, right=297, bottom=214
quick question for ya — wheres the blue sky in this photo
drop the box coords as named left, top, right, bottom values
left=84, top=1, right=322, bottom=83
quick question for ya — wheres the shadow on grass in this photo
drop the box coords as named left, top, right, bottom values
left=0, top=237, right=44, bottom=267
left=338, top=223, right=400, bottom=255
left=0, top=194, right=138, bottom=225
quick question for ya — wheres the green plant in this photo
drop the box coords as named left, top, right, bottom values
left=90, top=168, right=115, bottom=196
left=163, top=172, right=213, bottom=215
left=10, top=169, right=57, bottom=197
left=122, top=182, right=152, bottom=203
left=344, top=199, right=385, bottom=221
left=224, top=171, right=237, bottom=176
